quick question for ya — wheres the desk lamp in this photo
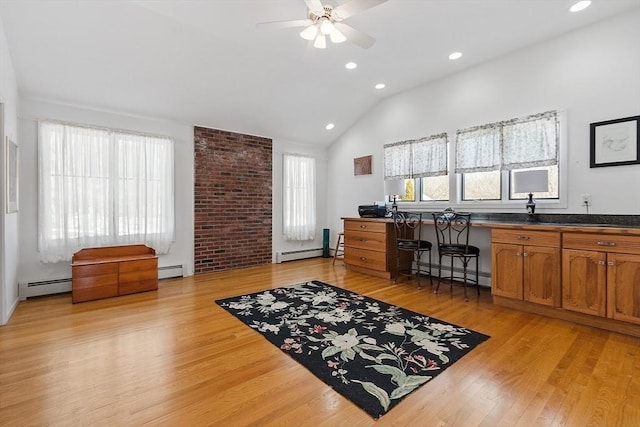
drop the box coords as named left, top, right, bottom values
left=384, top=179, right=405, bottom=212
left=513, top=169, right=549, bottom=215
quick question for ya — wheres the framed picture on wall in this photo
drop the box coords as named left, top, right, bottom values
left=354, top=155, right=372, bottom=176
left=590, top=115, right=640, bottom=168
left=6, top=136, right=18, bottom=213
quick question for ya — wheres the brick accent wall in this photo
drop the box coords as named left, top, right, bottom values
left=194, top=126, right=272, bottom=274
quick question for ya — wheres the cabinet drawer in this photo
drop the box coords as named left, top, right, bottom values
left=119, top=269, right=157, bottom=284
left=119, top=258, right=157, bottom=273
left=344, top=230, right=387, bottom=251
left=563, top=233, right=640, bottom=254
left=345, top=247, right=387, bottom=271
left=72, top=263, right=118, bottom=278
left=72, top=283, right=118, bottom=303
left=492, top=229, right=560, bottom=247
left=73, top=273, right=118, bottom=290
left=344, top=220, right=387, bottom=234
left=120, top=279, right=158, bottom=295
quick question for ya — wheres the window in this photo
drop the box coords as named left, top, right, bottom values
left=457, top=111, right=559, bottom=203
left=384, top=133, right=448, bottom=202
left=462, top=171, right=501, bottom=201
left=421, top=175, right=449, bottom=201
left=283, top=154, right=316, bottom=241
left=38, top=121, right=175, bottom=263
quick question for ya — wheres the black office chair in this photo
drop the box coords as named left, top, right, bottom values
left=432, top=212, right=480, bottom=301
left=392, top=211, right=432, bottom=288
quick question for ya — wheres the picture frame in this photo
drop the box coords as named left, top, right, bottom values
left=353, top=155, right=372, bottom=176
left=590, top=115, right=640, bottom=168
left=6, top=136, right=18, bottom=213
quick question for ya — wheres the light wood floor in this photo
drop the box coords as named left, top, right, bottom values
left=1, top=258, right=639, bottom=426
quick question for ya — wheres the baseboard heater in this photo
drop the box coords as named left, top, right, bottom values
left=276, top=248, right=323, bottom=263
left=19, top=264, right=185, bottom=301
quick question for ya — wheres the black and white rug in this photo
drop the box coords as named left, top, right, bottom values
left=215, top=280, right=489, bottom=419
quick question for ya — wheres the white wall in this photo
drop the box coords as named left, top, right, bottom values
left=327, top=10, right=640, bottom=240
left=0, top=14, right=19, bottom=324
left=17, top=98, right=195, bottom=286
left=272, top=139, right=329, bottom=259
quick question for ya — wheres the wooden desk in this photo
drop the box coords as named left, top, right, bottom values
left=71, top=244, right=158, bottom=303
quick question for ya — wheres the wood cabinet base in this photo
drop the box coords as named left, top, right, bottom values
left=493, top=295, right=640, bottom=338
left=72, top=245, right=158, bottom=303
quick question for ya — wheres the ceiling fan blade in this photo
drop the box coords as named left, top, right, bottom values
left=304, top=0, right=325, bottom=15
left=333, top=22, right=376, bottom=49
left=332, top=0, right=388, bottom=21
left=256, top=19, right=313, bottom=30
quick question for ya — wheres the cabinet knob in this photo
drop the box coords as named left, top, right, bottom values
left=360, top=257, right=367, bottom=261
left=522, top=252, right=529, bottom=257
left=359, top=239, right=366, bottom=242
left=516, top=235, right=530, bottom=240
left=596, top=241, right=616, bottom=246
left=608, top=261, right=616, bottom=266
left=593, top=260, right=606, bottom=265
left=360, top=225, right=366, bottom=228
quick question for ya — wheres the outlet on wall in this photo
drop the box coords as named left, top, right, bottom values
left=582, top=194, right=592, bottom=205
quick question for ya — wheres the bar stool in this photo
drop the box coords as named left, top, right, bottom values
left=333, top=232, right=345, bottom=265
left=392, top=211, right=432, bottom=288
left=432, top=212, right=480, bottom=301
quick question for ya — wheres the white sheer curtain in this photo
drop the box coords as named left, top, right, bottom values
left=38, top=121, right=174, bottom=263
left=412, top=133, right=448, bottom=177
left=384, top=140, right=413, bottom=180
left=502, top=111, right=558, bottom=170
left=283, top=154, right=316, bottom=241
left=455, top=111, right=558, bottom=173
left=384, top=134, right=448, bottom=179
left=455, top=125, right=502, bottom=173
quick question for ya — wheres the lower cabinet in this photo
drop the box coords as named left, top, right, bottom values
left=491, top=229, right=561, bottom=307
left=494, top=229, right=640, bottom=335
left=71, top=245, right=158, bottom=303
left=561, top=249, right=606, bottom=317
left=563, top=233, right=640, bottom=325
left=342, top=218, right=411, bottom=279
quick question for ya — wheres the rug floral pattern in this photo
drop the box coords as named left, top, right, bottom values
left=215, top=280, right=489, bottom=419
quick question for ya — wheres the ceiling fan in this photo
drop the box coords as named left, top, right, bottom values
left=257, top=0, right=388, bottom=49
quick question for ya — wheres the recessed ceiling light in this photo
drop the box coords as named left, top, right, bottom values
left=345, top=62, right=357, bottom=70
left=325, top=123, right=335, bottom=130
left=375, top=83, right=386, bottom=89
left=570, top=1, right=591, bottom=12
left=449, top=52, right=463, bottom=60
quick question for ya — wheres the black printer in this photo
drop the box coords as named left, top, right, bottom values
left=358, top=205, right=387, bottom=218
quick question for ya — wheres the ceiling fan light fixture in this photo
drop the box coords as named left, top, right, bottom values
left=320, top=18, right=335, bottom=35
left=300, top=24, right=318, bottom=41
left=314, top=34, right=327, bottom=49
left=329, top=28, right=346, bottom=43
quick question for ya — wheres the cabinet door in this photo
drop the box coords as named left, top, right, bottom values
left=607, top=253, right=640, bottom=325
left=562, top=249, right=606, bottom=317
left=491, top=243, right=523, bottom=299
left=524, top=246, right=561, bottom=307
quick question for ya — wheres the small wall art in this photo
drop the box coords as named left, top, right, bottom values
left=354, top=155, right=372, bottom=176
left=590, top=115, right=640, bottom=168
left=6, top=136, right=18, bottom=213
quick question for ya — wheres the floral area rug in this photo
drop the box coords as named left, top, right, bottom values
left=215, top=280, right=489, bottom=419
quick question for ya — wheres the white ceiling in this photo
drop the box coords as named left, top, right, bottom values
left=1, top=0, right=639, bottom=145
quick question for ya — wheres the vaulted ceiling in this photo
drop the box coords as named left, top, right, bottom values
left=1, top=0, right=638, bottom=145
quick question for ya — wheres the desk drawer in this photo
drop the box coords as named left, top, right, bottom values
left=72, top=263, right=118, bottom=278
left=344, top=230, right=386, bottom=251
left=492, top=229, right=560, bottom=247
left=563, top=233, right=640, bottom=254
left=345, top=247, right=387, bottom=271
left=344, top=220, right=387, bottom=234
